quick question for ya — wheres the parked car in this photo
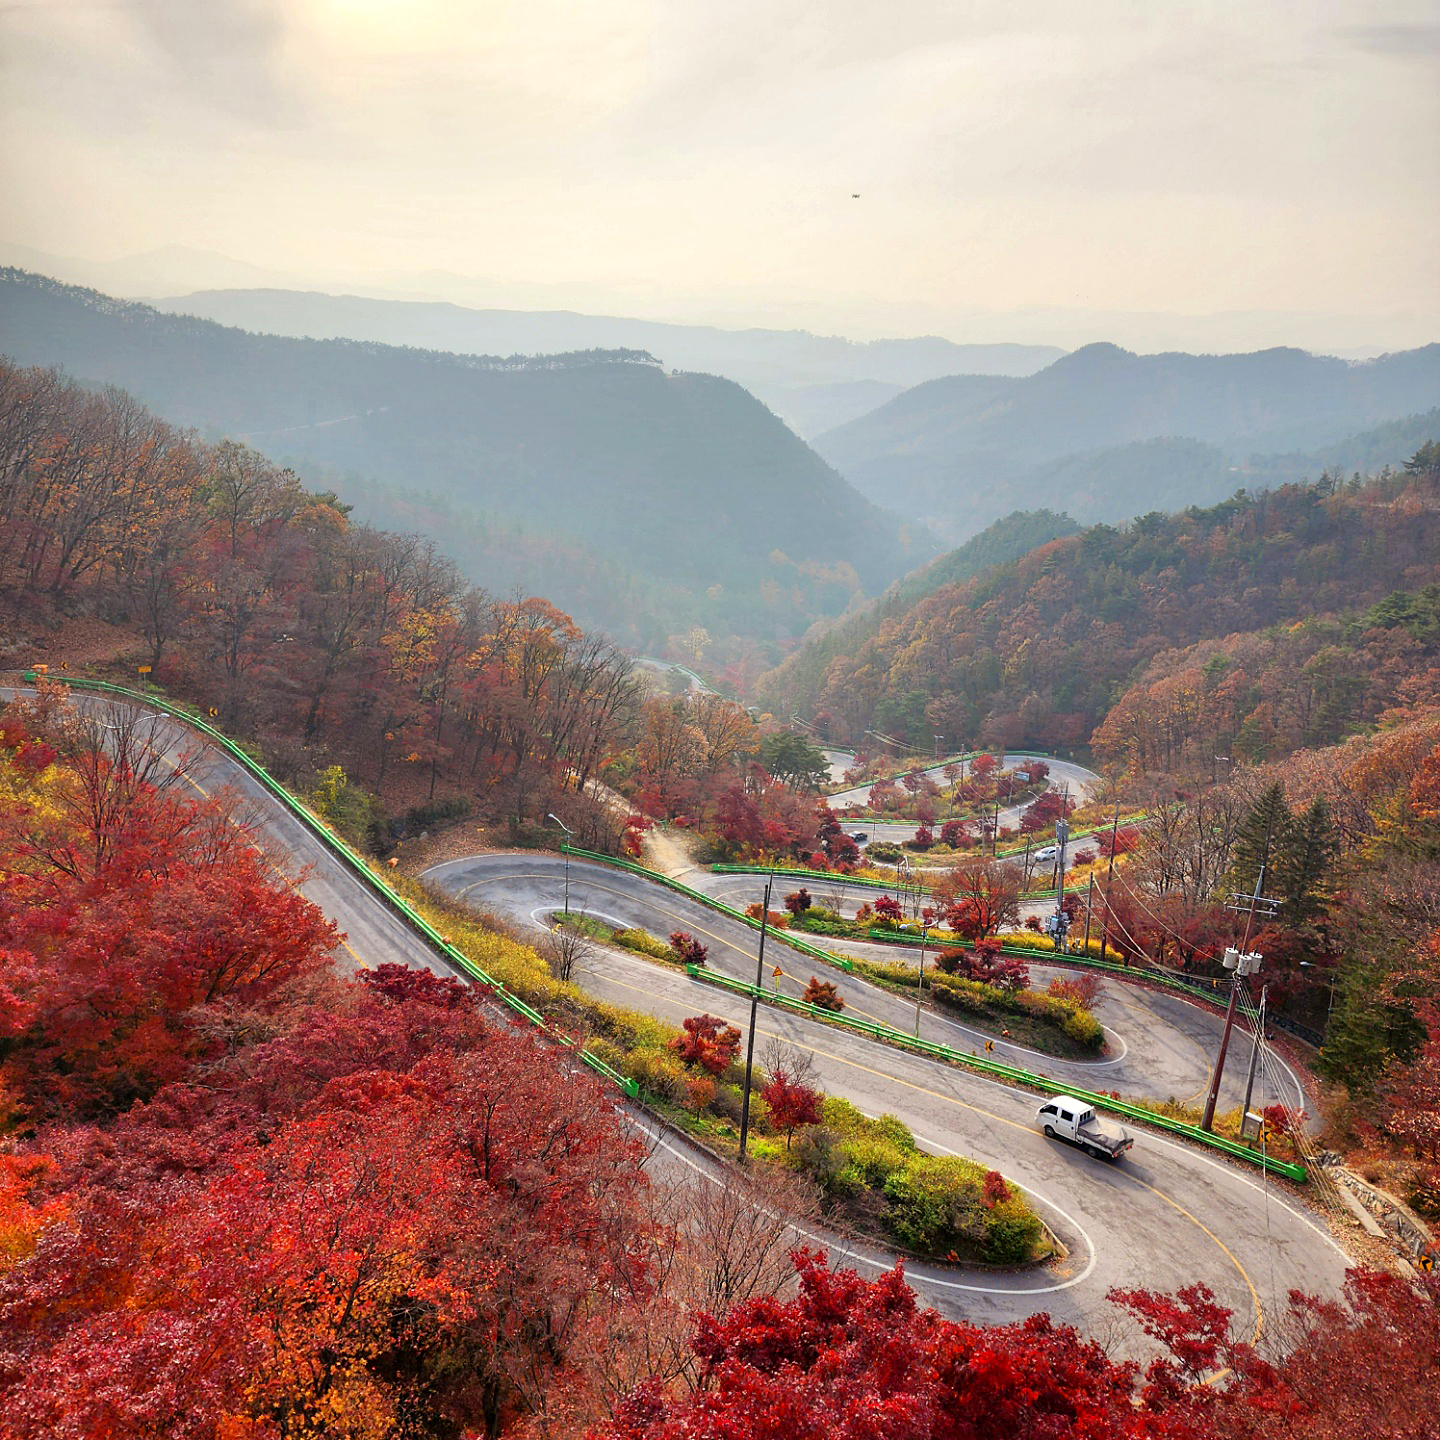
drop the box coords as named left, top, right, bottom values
left=850, top=832, right=869, bottom=842
left=1036, top=1096, right=1133, bottom=1160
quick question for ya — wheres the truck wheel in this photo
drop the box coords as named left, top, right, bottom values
left=1044, top=1125, right=1056, bottom=1139
left=1086, top=1145, right=1104, bottom=1159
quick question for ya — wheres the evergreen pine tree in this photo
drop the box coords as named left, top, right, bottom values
left=1229, top=782, right=1290, bottom=896
left=1276, top=795, right=1338, bottom=926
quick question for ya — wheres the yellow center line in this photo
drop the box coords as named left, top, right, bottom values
left=596, top=961, right=1264, bottom=1338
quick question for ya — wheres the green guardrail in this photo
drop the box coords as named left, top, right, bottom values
left=12, top=673, right=639, bottom=1100
left=564, top=847, right=1229, bottom=1004
left=14, top=674, right=1293, bottom=1179
left=559, top=844, right=857, bottom=973
left=684, top=965, right=1307, bottom=1183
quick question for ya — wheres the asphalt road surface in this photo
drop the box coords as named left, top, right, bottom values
left=6, top=685, right=1351, bottom=1348
left=424, top=851, right=1350, bottom=1340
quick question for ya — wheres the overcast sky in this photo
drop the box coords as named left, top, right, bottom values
left=2, top=0, right=1437, bottom=349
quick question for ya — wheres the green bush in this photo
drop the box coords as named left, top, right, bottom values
left=613, top=927, right=676, bottom=960
left=835, top=1133, right=913, bottom=1193
left=881, top=1155, right=1044, bottom=1263
left=867, top=842, right=903, bottom=863
left=624, top=1047, right=688, bottom=1104
left=1060, top=1007, right=1105, bottom=1048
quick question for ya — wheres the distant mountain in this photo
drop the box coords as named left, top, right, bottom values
left=147, top=287, right=1065, bottom=437
left=814, top=341, right=1440, bottom=540
left=0, top=268, right=936, bottom=652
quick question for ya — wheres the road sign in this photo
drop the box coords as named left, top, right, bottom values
left=984, top=1040, right=994, bottom=1052
left=137, top=665, right=152, bottom=674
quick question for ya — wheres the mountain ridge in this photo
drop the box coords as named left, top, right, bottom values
left=0, top=267, right=934, bottom=653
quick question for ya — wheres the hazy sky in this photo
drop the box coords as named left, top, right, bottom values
left=2, top=0, right=1437, bottom=348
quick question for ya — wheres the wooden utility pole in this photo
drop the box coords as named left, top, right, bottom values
left=1200, top=870, right=1276, bottom=1133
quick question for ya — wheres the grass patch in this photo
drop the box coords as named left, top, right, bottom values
left=844, top=955, right=1106, bottom=1060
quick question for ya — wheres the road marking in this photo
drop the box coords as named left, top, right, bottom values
left=589, top=968, right=1265, bottom=1310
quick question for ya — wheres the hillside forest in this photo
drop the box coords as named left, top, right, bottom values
left=2, top=343, right=1440, bottom=1437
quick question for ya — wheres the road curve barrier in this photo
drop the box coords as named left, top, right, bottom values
left=10, top=673, right=639, bottom=1099
left=555, top=845, right=1308, bottom=1184
left=684, top=965, right=1308, bottom=1183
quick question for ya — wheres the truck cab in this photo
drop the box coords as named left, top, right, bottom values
left=1036, top=1096, right=1133, bottom=1161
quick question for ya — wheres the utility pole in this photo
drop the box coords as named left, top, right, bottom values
left=913, top=911, right=934, bottom=1037
left=1082, top=873, right=1094, bottom=955
left=1200, top=869, right=1275, bottom=1132
left=738, top=871, right=775, bottom=1162
left=1101, top=804, right=1120, bottom=965
left=1051, top=807, right=1070, bottom=950
left=1240, top=983, right=1268, bottom=1133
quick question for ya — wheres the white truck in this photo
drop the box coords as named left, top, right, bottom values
left=1036, top=1096, right=1134, bottom=1161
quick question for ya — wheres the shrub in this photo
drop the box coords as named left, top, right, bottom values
left=670, top=1014, right=742, bottom=1074
left=911, top=825, right=934, bottom=850
left=883, top=1155, right=1042, bottom=1264
left=668, top=930, right=709, bottom=966
left=1048, top=973, right=1101, bottom=1009
left=1060, top=1007, right=1105, bottom=1049
left=803, top=977, right=844, bottom=1011
left=614, top=927, right=676, bottom=959
left=783, top=888, right=813, bottom=915
left=685, top=1075, right=717, bottom=1113
left=867, top=841, right=902, bottom=863
left=625, top=1047, right=688, bottom=1104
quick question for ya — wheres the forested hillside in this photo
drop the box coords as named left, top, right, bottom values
left=760, top=459, right=1440, bottom=758
left=815, top=341, right=1440, bottom=541
left=0, top=359, right=639, bottom=846
left=0, top=269, right=934, bottom=655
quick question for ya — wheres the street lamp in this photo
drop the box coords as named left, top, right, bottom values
left=546, top=813, right=573, bottom=916
left=933, top=734, right=943, bottom=761
left=1300, top=961, right=1339, bottom=1023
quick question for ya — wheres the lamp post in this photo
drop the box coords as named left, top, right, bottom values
left=933, top=734, right=943, bottom=761
left=1300, top=961, right=1339, bottom=1024
left=546, top=813, right=573, bottom=915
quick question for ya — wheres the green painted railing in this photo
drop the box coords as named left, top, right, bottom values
left=685, top=965, right=1307, bottom=1183
left=12, top=673, right=639, bottom=1099
left=15, top=674, right=1296, bottom=1179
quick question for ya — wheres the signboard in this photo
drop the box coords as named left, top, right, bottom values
left=137, top=665, right=152, bottom=674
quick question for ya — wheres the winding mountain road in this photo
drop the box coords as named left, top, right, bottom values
left=5, top=685, right=1354, bottom=1347
left=423, top=850, right=1351, bottom=1340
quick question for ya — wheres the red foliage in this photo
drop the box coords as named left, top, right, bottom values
left=939, top=818, right=969, bottom=848
left=944, top=939, right=1030, bottom=992
left=761, top=1069, right=822, bottom=1147
left=1048, top=973, right=1101, bottom=1009
left=668, top=931, right=709, bottom=966
left=599, top=1251, right=1150, bottom=1440
left=783, top=888, right=812, bottom=916
left=670, top=1014, right=741, bottom=1074
left=872, top=894, right=904, bottom=925
left=0, top=730, right=338, bottom=1120
left=802, top=978, right=844, bottom=1011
